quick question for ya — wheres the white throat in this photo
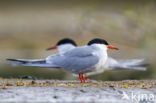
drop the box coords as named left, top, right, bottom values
left=57, top=44, right=76, bottom=53
left=90, top=44, right=108, bottom=60
left=90, top=44, right=108, bottom=75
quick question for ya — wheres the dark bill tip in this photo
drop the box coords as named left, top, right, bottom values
left=46, top=48, right=52, bottom=51
left=115, top=48, right=119, bottom=50
left=46, top=46, right=57, bottom=51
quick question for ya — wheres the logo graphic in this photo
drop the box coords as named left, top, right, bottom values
left=121, top=91, right=130, bottom=100
left=121, top=91, right=155, bottom=102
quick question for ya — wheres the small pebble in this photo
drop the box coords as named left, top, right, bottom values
left=2, top=86, right=8, bottom=89
left=80, top=89, right=86, bottom=93
left=53, top=96, right=58, bottom=99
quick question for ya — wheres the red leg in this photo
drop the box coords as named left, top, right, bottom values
left=78, top=74, right=82, bottom=83
left=84, top=74, right=88, bottom=80
left=85, top=76, right=88, bottom=80
left=81, top=74, right=85, bottom=83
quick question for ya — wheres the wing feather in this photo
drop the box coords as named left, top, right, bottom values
left=46, top=46, right=99, bottom=73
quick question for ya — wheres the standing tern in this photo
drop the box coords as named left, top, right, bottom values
left=46, top=38, right=147, bottom=76
left=7, top=38, right=119, bottom=83
left=7, top=38, right=147, bottom=83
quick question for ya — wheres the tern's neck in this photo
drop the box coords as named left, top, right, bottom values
left=91, top=44, right=108, bottom=58
left=58, top=44, right=76, bottom=53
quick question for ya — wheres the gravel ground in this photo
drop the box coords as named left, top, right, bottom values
left=0, top=79, right=156, bottom=103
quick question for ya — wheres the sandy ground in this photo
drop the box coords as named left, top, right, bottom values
left=0, top=79, right=156, bottom=103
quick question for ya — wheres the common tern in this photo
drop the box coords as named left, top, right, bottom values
left=46, top=38, right=147, bottom=76
left=7, top=38, right=147, bottom=83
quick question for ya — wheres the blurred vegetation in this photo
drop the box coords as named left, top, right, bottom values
left=0, top=0, right=156, bottom=80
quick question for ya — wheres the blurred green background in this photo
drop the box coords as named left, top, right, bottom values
left=0, top=0, right=155, bottom=81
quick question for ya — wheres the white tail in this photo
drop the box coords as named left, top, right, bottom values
left=108, top=58, right=148, bottom=71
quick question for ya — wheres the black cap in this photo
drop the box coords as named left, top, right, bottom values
left=56, top=38, right=77, bottom=46
left=88, top=38, right=109, bottom=45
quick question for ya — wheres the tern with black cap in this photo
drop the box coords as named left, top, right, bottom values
left=7, top=38, right=147, bottom=83
left=46, top=38, right=147, bottom=79
left=7, top=38, right=118, bottom=83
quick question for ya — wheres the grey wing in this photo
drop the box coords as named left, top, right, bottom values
left=53, top=55, right=99, bottom=73
left=107, top=57, right=147, bottom=71
left=63, top=46, right=94, bottom=57
left=45, top=46, right=94, bottom=63
left=46, top=47, right=99, bottom=73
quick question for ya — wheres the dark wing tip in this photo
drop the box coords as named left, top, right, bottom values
left=6, top=58, right=17, bottom=61
left=6, top=58, right=26, bottom=63
left=140, top=63, right=150, bottom=67
left=129, top=63, right=150, bottom=68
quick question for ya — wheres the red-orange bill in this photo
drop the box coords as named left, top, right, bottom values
left=46, top=46, right=57, bottom=51
left=107, top=45, right=119, bottom=50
